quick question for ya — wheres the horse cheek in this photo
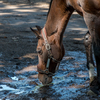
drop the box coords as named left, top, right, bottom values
left=43, top=50, right=48, bottom=63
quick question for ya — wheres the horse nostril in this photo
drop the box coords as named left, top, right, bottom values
left=45, top=77, right=47, bottom=83
left=37, top=50, right=41, bottom=53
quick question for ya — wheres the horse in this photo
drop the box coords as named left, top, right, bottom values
left=30, top=0, right=100, bottom=96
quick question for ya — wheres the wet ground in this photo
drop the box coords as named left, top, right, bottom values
left=0, top=0, right=100, bottom=100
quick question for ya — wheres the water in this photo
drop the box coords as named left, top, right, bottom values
left=0, top=85, right=16, bottom=91
left=0, top=51, right=91, bottom=99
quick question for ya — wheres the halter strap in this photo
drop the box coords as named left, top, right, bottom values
left=41, top=27, right=51, bottom=51
left=37, top=27, right=60, bottom=76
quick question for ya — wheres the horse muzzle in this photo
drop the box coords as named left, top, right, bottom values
left=38, top=73, right=53, bottom=85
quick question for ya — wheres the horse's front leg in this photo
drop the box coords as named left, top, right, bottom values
left=83, top=12, right=100, bottom=95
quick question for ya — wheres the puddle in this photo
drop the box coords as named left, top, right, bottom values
left=0, top=85, right=16, bottom=91
left=0, top=51, right=93, bottom=99
left=11, top=76, right=19, bottom=81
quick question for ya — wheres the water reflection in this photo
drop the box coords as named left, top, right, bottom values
left=31, top=85, right=61, bottom=100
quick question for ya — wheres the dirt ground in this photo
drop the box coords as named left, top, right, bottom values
left=0, top=0, right=100, bottom=100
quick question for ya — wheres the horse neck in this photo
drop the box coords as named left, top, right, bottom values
left=45, top=0, right=74, bottom=44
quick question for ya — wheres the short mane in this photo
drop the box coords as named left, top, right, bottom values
left=47, top=0, right=53, bottom=17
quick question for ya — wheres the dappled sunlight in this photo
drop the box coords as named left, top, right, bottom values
left=15, top=65, right=37, bottom=74
left=22, top=53, right=37, bottom=59
left=73, top=37, right=84, bottom=41
left=0, top=61, right=4, bottom=67
left=0, top=77, right=13, bottom=83
left=9, top=20, right=38, bottom=26
left=0, top=65, right=4, bottom=67
left=4, top=5, right=19, bottom=9
left=34, top=2, right=49, bottom=8
left=77, top=74, right=87, bottom=78
left=67, top=28, right=88, bottom=32
left=0, top=1, right=3, bottom=3
left=66, top=84, right=86, bottom=90
left=14, top=9, right=35, bottom=12
left=85, top=80, right=89, bottom=84
left=0, top=1, right=49, bottom=30
left=28, top=74, right=38, bottom=79
left=77, top=71, right=88, bottom=78
left=72, top=61, right=86, bottom=68
left=65, top=72, right=75, bottom=77
left=0, top=2, right=49, bottom=13
left=65, top=71, right=88, bottom=78
left=0, top=13, right=12, bottom=16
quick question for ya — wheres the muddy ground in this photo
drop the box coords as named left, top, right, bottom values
left=0, top=0, right=100, bottom=100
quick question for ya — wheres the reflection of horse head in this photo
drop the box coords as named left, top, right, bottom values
left=38, top=86, right=58, bottom=100
left=31, top=0, right=100, bottom=95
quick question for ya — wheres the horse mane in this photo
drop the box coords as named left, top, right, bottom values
left=47, top=0, right=53, bottom=17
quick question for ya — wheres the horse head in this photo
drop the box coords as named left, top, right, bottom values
left=30, top=0, right=70, bottom=85
left=30, top=26, right=65, bottom=85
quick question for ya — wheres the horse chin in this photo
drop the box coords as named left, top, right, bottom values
left=38, top=73, right=52, bottom=85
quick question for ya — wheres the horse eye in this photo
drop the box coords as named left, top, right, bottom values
left=37, top=48, right=42, bottom=55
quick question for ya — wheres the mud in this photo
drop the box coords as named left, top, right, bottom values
left=0, top=0, right=100, bottom=100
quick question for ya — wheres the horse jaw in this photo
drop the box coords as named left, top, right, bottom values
left=38, top=73, right=52, bottom=85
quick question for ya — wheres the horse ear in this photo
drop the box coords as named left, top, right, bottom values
left=30, top=27, right=42, bottom=39
left=35, top=25, right=42, bottom=32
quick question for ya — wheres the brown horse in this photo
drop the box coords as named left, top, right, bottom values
left=31, top=0, right=100, bottom=95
